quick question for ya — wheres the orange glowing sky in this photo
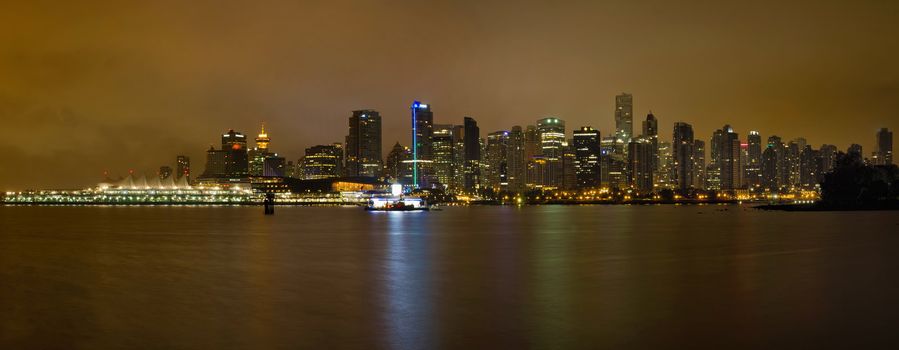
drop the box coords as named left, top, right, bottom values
left=1, top=0, right=897, bottom=189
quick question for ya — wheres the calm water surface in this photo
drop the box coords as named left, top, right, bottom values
left=2, top=205, right=898, bottom=349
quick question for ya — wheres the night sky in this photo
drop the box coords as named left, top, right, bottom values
left=2, top=0, right=898, bottom=189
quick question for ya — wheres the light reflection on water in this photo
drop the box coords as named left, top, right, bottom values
left=1, top=205, right=899, bottom=349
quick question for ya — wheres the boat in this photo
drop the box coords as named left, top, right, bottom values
left=364, top=196, right=430, bottom=211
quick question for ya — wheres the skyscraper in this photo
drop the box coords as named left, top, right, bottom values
left=615, top=93, right=634, bottom=142
left=819, top=144, right=837, bottom=173
left=484, top=131, right=510, bottom=191
left=249, top=123, right=272, bottom=176
left=507, top=126, right=527, bottom=192
left=572, top=127, right=601, bottom=189
left=600, top=136, right=626, bottom=189
left=410, top=101, right=435, bottom=188
left=746, top=131, right=762, bottom=191
left=762, top=136, right=786, bottom=191
left=385, top=142, right=413, bottom=183
left=222, top=129, right=249, bottom=176
left=798, top=146, right=820, bottom=189
left=627, top=138, right=653, bottom=192
left=176, top=155, right=190, bottom=182
left=875, top=128, right=893, bottom=165
left=537, top=117, right=566, bottom=189
left=345, top=110, right=382, bottom=177
left=642, top=112, right=659, bottom=184
left=301, top=144, right=342, bottom=179
left=656, top=142, right=673, bottom=189
left=672, top=122, right=695, bottom=191
left=463, top=117, right=481, bottom=192
left=693, top=139, right=706, bottom=190
left=432, top=124, right=456, bottom=188
left=717, top=125, right=741, bottom=190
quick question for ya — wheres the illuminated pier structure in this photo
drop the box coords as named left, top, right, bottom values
left=2, top=174, right=373, bottom=205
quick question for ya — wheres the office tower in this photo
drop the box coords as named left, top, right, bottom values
left=875, top=128, right=893, bottom=165
left=627, top=138, right=653, bottom=192
left=222, top=129, right=249, bottom=176
left=693, top=140, right=706, bottom=190
left=657, top=142, right=673, bottom=189
left=746, top=131, right=762, bottom=191
left=202, top=146, right=227, bottom=177
left=739, top=142, right=748, bottom=188
left=386, top=142, right=413, bottom=182
left=819, top=144, right=837, bottom=173
left=176, top=155, right=190, bottom=182
left=301, top=144, right=342, bottom=179
left=600, top=136, right=626, bottom=189
left=345, top=110, right=382, bottom=177
left=672, top=122, right=695, bottom=191
left=484, top=131, right=510, bottom=191
left=537, top=117, right=566, bottom=189
left=432, top=125, right=456, bottom=188
left=507, top=126, right=527, bottom=192
left=615, top=93, right=634, bottom=142
left=410, top=101, right=435, bottom=187
left=249, top=123, right=272, bottom=176
left=798, top=146, right=819, bottom=189
left=263, top=155, right=286, bottom=177
left=527, top=156, right=548, bottom=189
left=572, top=127, right=601, bottom=189
left=847, top=143, right=863, bottom=156
left=562, top=142, right=578, bottom=190
left=642, top=112, right=659, bottom=184
left=463, top=117, right=481, bottom=192
left=158, top=166, right=172, bottom=180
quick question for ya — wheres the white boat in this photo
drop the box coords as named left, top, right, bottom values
left=365, top=196, right=429, bottom=211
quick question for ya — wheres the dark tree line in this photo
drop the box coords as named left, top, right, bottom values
left=820, top=152, right=899, bottom=208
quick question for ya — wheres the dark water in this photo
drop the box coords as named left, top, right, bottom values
left=1, top=205, right=898, bottom=349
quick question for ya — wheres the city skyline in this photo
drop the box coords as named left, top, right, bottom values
left=2, top=1, right=899, bottom=189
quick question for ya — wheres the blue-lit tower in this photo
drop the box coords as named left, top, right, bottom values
left=411, top=101, right=434, bottom=188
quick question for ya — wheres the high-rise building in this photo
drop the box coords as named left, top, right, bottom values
left=507, top=126, right=527, bottom=192
left=463, top=117, right=481, bottom=192
left=345, top=110, right=382, bottom=177
left=715, top=125, right=741, bottom=190
left=672, top=122, right=695, bottom=191
left=656, top=142, right=673, bottom=189
left=249, top=123, right=272, bottom=176
left=484, top=131, right=510, bottom=191
left=762, top=136, right=786, bottom=192
left=787, top=138, right=805, bottom=187
left=642, top=113, right=659, bottom=184
left=524, top=125, right=540, bottom=159
left=385, top=142, right=413, bottom=183
left=562, top=142, right=578, bottom=190
left=693, top=140, right=706, bottom=190
left=410, top=101, right=435, bottom=188
left=798, top=146, right=820, bottom=189
left=176, top=155, right=190, bottom=182
left=284, top=160, right=296, bottom=178
left=201, top=129, right=248, bottom=178
left=615, top=93, right=634, bottom=142
left=537, top=117, right=566, bottom=189
left=707, top=129, right=724, bottom=190
left=263, top=155, right=286, bottom=177
left=600, top=136, right=626, bottom=189
left=875, top=128, right=893, bottom=165
left=158, top=166, right=172, bottom=180
left=301, top=144, right=342, bottom=179
left=819, top=144, right=838, bottom=173
left=746, top=131, right=762, bottom=191
left=848, top=143, right=863, bottom=157
left=432, top=125, right=456, bottom=188
left=572, top=127, right=601, bottom=189
left=627, top=138, right=653, bottom=192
